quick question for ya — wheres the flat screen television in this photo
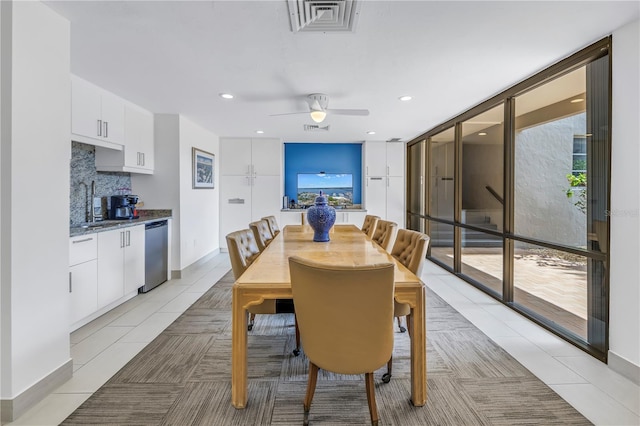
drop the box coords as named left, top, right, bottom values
left=297, top=173, right=353, bottom=207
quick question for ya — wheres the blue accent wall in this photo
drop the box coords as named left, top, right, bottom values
left=284, top=143, right=362, bottom=205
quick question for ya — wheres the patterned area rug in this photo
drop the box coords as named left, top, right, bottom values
left=62, top=271, right=590, bottom=425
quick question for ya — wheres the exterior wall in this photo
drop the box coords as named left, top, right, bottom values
left=514, top=114, right=587, bottom=247
left=609, top=18, right=640, bottom=377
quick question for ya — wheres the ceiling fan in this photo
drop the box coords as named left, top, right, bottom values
left=270, top=93, right=369, bottom=123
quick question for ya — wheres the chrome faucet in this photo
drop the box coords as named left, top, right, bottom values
left=90, top=180, right=98, bottom=223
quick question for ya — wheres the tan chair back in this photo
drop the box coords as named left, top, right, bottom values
left=249, top=219, right=274, bottom=252
left=261, top=215, right=281, bottom=237
left=372, top=220, right=398, bottom=251
left=361, top=215, right=380, bottom=238
left=390, top=229, right=430, bottom=276
left=288, top=256, right=395, bottom=375
left=226, top=229, right=261, bottom=280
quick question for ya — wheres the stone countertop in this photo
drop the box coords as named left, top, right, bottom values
left=70, top=209, right=172, bottom=237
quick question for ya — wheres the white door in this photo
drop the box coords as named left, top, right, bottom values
left=124, top=225, right=145, bottom=294
left=220, top=138, right=252, bottom=175
left=365, top=141, right=386, bottom=176
left=386, top=142, right=405, bottom=176
left=69, top=260, right=98, bottom=325
left=387, top=176, right=405, bottom=227
left=220, top=175, right=253, bottom=248
left=365, top=176, right=387, bottom=219
left=251, top=138, right=281, bottom=176
left=251, top=175, right=281, bottom=221
left=97, top=229, right=125, bottom=308
left=71, top=76, right=101, bottom=139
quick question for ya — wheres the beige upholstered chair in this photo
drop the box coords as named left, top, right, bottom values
left=371, top=220, right=398, bottom=251
left=226, top=229, right=276, bottom=331
left=289, top=256, right=395, bottom=426
left=249, top=219, right=274, bottom=252
left=361, top=214, right=380, bottom=238
left=383, top=228, right=430, bottom=383
left=262, top=215, right=281, bottom=237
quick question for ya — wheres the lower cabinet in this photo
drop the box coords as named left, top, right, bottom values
left=97, top=225, right=145, bottom=309
left=69, top=235, right=98, bottom=326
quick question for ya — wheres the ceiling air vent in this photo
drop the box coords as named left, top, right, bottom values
left=288, top=0, right=361, bottom=33
left=304, top=124, right=330, bottom=132
left=386, top=138, right=402, bottom=142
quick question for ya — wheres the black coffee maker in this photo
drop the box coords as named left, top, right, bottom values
left=110, top=195, right=139, bottom=220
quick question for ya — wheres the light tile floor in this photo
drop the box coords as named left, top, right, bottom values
left=8, top=254, right=639, bottom=426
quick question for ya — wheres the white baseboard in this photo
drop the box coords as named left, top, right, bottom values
left=1, top=359, right=73, bottom=423
left=609, top=350, right=640, bottom=385
left=171, top=248, right=221, bottom=280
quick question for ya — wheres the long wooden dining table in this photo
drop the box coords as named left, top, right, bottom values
left=231, top=224, right=427, bottom=408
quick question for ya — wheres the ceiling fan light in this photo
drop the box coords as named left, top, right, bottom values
left=310, top=110, right=327, bottom=123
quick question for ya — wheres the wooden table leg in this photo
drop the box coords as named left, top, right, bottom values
left=410, top=286, right=427, bottom=406
left=231, top=287, right=248, bottom=408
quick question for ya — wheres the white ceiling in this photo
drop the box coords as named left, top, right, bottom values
left=44, top=0, right=639, bottom=144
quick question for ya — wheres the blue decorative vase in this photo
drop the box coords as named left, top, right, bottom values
left=306, top=191, right=336, bottom=242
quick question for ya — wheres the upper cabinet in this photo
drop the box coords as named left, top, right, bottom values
left=95, top=102, right=155, bottom=174
left=71, top=75, right=125, bottom=149
left=220, top=138, right=281, bottom=176
left=365, top=141, right=405, bottom=177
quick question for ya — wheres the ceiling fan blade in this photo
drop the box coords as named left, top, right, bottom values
left=269, top=111, right=308, bottom=117
left=326, top=108, right=370, bottom=116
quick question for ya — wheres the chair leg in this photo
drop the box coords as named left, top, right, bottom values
left=248, top=313, right=256, bottom=331
left=293, top=315, right=301, bottom=356
left=397, top=316, right=407, bottom=333
left=365, top=372, right=379, bottom=426
left=303, top=362, right=319, bottom=426
left=382, top=356, right=392, bottom=383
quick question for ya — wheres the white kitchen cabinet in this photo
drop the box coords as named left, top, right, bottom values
left=95, top=102, right=155, bottom=174
left=69, top=235, right=98, bottom=327
left=97, top=225, right=145, bottom=309
left=364, top=141, right=406, bottom=227
left=219, top=138, right=282, bottom=249
left=71, top=75, right=125, bottom=149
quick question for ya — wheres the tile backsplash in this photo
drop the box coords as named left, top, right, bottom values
left=70, top=141, right=132, bottom=225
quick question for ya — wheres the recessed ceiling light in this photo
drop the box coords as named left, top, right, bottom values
left=570, top=98, right=584, bottom=103
left=478, top=132, right=487, bottom=136
left=219, top=93, right=234, bottom=99
left=367, top=131, right=376, bottom=135
left=255, top=130, right=264, bottom=134
left=399, top=95, right=412, bottom=101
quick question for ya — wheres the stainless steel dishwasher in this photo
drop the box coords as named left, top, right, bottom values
left=141, top=220, right=168, bottom=293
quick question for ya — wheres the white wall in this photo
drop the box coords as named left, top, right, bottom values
left=178, top=116, right=219, bottom=269
left=0, top=0, right=71, bottom=414
left=609, top=18, right=640, bottom=375
left=131, top=114, right=219, bottom=272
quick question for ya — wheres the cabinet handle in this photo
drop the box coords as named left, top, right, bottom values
left=69, top=271, right=72, bottom=293
left=136, top=152, right=140, bottom=165
left=126, top=230, right=131, bottom=246
left=97, top=119, right=102, bottom=136
left=120, top=231, right=124, bottom=248
left=103, top=121, right=108, bottom=138
left=72, top=237, right=94, bottom=244
left=387, top=166, right=390, bottom=176
left=141, top=152, right=145, bottom=166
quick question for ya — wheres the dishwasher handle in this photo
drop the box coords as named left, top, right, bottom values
left=145, top=220, right=168, bottom=230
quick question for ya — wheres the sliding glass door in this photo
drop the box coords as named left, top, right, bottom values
left=406, top=38, right=610, bottom=360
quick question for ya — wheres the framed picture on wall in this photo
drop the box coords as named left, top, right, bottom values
left=192, top=147, right=215, bottom=189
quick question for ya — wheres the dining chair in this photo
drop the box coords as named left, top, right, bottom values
left=226, top=228, right=300, bottom=354
left=383, top=228, right=430, bottom=383
left=371, top=219, right=398, bottom=251
left=289, top=256, right=395, bottom=426
left=261, top=215, right=281, bottom=237
left=249, top=219, right=274, bottom=252
left=361, top=214, right=380, bottom=238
